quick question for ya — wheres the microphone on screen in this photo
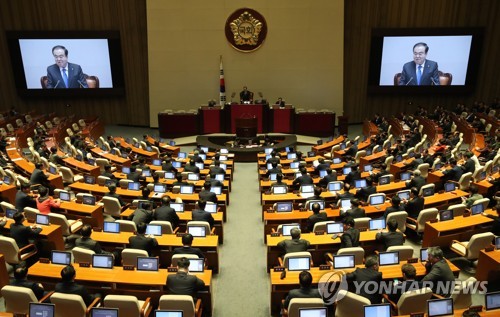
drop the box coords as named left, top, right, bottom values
left=77, top=80, right=86, bottom=88
left=431, top=77, right=438, bottom=86
left=53, top=80, right=60, bottom=89
left=406, top=77, right=414, bottom=86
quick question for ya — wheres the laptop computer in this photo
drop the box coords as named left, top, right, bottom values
left=288, top=256, right=311, bottom=271
left=282, top=224, right=300, bottom=236
left=87, top=158, right=96, bottom=166
left=204, top=203, right=217, bottom=214
left=188, top=258, right=204, bottom=273
left=396, top=155, right=403, bottom=162
left=275, top=202, right=293, bottom=212
left=471, top=203, right=484, bottom=215
left=307, top=200, right=325, bottom=210
left=273, top=186, right=287, bottom=194
left=340, top=143, right=346, bottom=150
left=332, top=254, right=355, bottom=269
left=378, top=251, right=399, bottom=266
left=90, top=308, right=119, bottom=317
left=342, top=167, right=352, bottom=175
left=444, top=182, right=456, bottom=192
left=170, top=202, right=184, bottom=212
left=434, top=163, right=442, bottom=170
left=30, top=303, right=55, bottom=317
left=423, top=187, right=435, bottom=197
left=178, top=152, right=187, bottom=159
left=210, top=186, right=222, bottom=195
left=220, top=148, right=228, bottom=154
left=290, top=162, right=300, bottom=169
left=105, top=179, right=116, bottom=187
left=287, top=153, right=297, bottom=160
left=128, top=182, right=140, bottom=191
left=169, top=140, right=176, bottom=146
left=154, top=311, right=183, bottom=317
left=328, top=181, right=342, bottom=192
left=397, top=190, right=410, bottom=201
left=49, top=165, right=58, bottom=175
left=187, top=173, right=199, bottom=181
left=420, top=248, right=428, bottom=262
left=51, top=251, right=72, bottom=265
left=427, top=298, right=454, bottom=317
left=364, top=164, right=372, bottom=172
left=153, top=184, right=167, bottom=194
left=495, top=236, right=500, bottom=250
left=136, top=257, right=159, bottom=271
left=75, top=154, right=83, bottom=161
left=92, top=254, right=114, bottom=269
left=188, top=226, right=206, bottom=237
left=219, top=156, right=228, bottom=162
left=400, top=172, right=411, bottom=181
left=354, top=179, right=367, bottom=189
left=369, top=219, right=386, bottom=230
left=5, top=208, right=17, bottom=218
left=172, top=161, right=182, bottom=168
left=103, top=221, right=120, bottom=233
left=36, top=214, right=50, bottom=225
left=180, top=185, right=194, bottom=194
left=326, top=222, right=343, bottom=234
left=369, top=194, right=385, bottom=206
left=146, top=224, right=162, bottom=236
left=363, top=304, right=391, bottom=317
left=378, top=175, right=391, bottom=185
left=267, top=163, right=273, bottom=170
left=3, top=176, right=11, bottom=185
left=485, top=291, right=500, bottom=311
left=265, top=148, right=273, bottom=154
left=82, top=196, right=96, bottom=206
left=298, top=308, right=327, bottom=317
left=84, top=175, right=96, bottom=184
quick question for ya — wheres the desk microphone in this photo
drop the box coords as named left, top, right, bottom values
left=77, top=80, right=86, bottom=88
left=431, top=77, right=438, bottom=86
left=53, top=80, right=60, bottom=89
left=406, top=77, right=414, bottom=86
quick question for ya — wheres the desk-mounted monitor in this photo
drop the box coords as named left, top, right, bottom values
left=427, top=298, right=454, bottom=317
left=275, top=202, right=293, bottom=212
left=378, top=251, right=399, bottom=266
left=136, top=257, right=159, bottom=271
left=91, top=308, right=119, bottom=317
left=332, top=255, right=355, bottom=269
left=51, top=251, right=72, bottom=265
left=282, top=224, right=300, bottom=236
left=363, top=304, right=391, bottom=317
left=287, top=257, right=310, bottom=271
left=30, top=303, right=55, bottom=317
left=326, top=222, right=343, bottom=234
left=400, top=172, right=411, bottom=181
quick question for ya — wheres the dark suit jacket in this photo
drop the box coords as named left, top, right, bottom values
left=346, top=267, right=383, bottom=303
left=406, top=176, right=426, bottom=191
left=183, top=164, right=200, bottom=174
left=166, top=271, right=205, bottom=299
left=343, top=207, right=366, bottom=219
left=127, top=171, right=145, bottom=183
left=387, top=280, right=422, bottom=304
left=55, top=281, right=94, bottom=306
left=128, top=234, right=158, bottom=256
left=30, top=169, right=49, bottom=186
left=443, top=166, right=463, bottom=182
left=306, top=212, right=328, bottom=232
left=154, top=206, right=179, bottom=228
left=463, top=159, right=476, bottom=174
left=345, top=171, right=362, bottom=186
left=240, top=90, right=252, bottom=102
left=319, top=173, right=337, bottom=187
left=9, top=223, right=42, bottom=248
left=421, top=259, right=456, bottom=296
left=172, top=246, right=204, bottom=259
left=10, top=278, right=44, bottom=300
left=375, top=231, right=405, bottom=250
left=355, top=186, right=376, bottom=202
left=340, top=227, right=360, bottom=248
left=198, top=189, right=217, bottom=203
left=398, top=60, right=439, bottom=86
left=292, top=175, right=314, bottom=188
left=15, top=191, right=36, bottom=211
left=403, top=196, right=425, bottom=219
left=46, top=63, right=88, bottom=88
left=277, top=238, right=310, bottom=255
left=191, top=209, right=214, bottom=228
left=129, top=208, right=154, bottom=226
left=75, top=237, right=104, bottom=254
left=284, top=287, right=322, bottom=309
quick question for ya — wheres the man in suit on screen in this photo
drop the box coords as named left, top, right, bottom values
left=398, top=42, right=440, bottom=86
left=46, top=45, right=88, bottom=88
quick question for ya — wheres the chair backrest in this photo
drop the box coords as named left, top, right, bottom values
left=451, top=277, right=476, bottom=309
left=417, top=163, right=430, bottom=178
left=353, top=217, right=371, bottom=230
left=171, top=253, right=199, bottom=267
left=384, top=156, right=394, bottom=171
left=6, top=123, right=14, bottom=132
left=15, top=119, right=23, bottom=128
left=97, top=175, right=110, bottom=186
left=149, top=220, right=175, bottom=234
left=1, top=285, right=38, bottom=314
left=72, top=246, right=95, bottom=263
left=287, top=298, right=325, bottom=317
left=447, top=204, right=467, bottom=217
left=386, top=211, right=408, bottom=233
left=337, top=247, right=365, bottom=265
left=119, top=178, right=132, bottom=189
left=283, top=251, right=312, bottom=270
left=416, top=208, right=438, bottom=232
left=312, top=221, right=334, bottom=233
left=335, top=290, right=370, bottom=317
left=95, top=158, right=109, bottom=172
left=387, top=246, right=414, bottom=261
left=354, top=150, right=366, bottom=163
left=72, top=123, right=80, bottom=132
left=48, top=213, right=71, bottom=236
left=102, top=196, right=122, bottom=217
left=66, top=128, right=74, bottom=137
left=50, top=292, right=87, bottom=317
left=78, top=119, right=86, bottom=127
left=103, top=295, right=141, bottom=317
left=140, top=141, right=148, bottom=150
left=59, top=166, right=75, bottom=183
left=23, top=206, right=40, bottom=222
left=472, top=166, right=485, bottom=182
left=419, top=183, right=435, bottom=196
left=0, top=236, right=20, bottom=264
left=397, top=287, right=433, bottom=315
left=116, top=220, right=137, bottom=232
left=458, top=172, right=473, bottom=191
left=187, top=220, right=211, bottom=231
left=159, top=295, right=195, bottom=316
left=121, top=248, right=149, bottom=266
left=472, top=198, right=490, bottom=212
left=0, top=201, right=15, bottom=213
left=464, top=232, right=495, bottom=260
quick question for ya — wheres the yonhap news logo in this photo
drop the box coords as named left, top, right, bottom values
left=318, top=271, right=348, bottom=304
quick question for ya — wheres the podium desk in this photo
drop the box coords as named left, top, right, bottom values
left=63, top=157, right=100, bottom=177
left=91, top=147, right=131, bottom=166
left=269, top=105, right=294, bottom=133
left=59, top=201, right=104, bottom=228
left=422, top=190, right=469, bottom=208
left=28, top=262, right=213, bottom=315
left=0, top=183, right=16, bottom=204
left=359, top=150, right=387, bottom=169
left=226, top=103, right=268, bottom=134
left=312, top=136, right=345, bottom=154
left=115, top=137, right=158, bottom=158
left=295, top=111, right=335, bottom=137
left=476, top=249, right=500, bottom=281
left=90, top=232, right=220, bottom=273
left=200, top=106, right=223, bottom=134
left=2, top=219, right=64, bottom=251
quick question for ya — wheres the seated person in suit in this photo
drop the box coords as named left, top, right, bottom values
left=283, top=271, right=322, bottom=309
left=344, top=141, right=358, bottom=158
left=30, top=162, right=51, bottom=189
left=401, top=187, right=424, bottom=219
left=127, top=165, right=146, bottom=183
left=421, top=247, right=456, bottom=296
left=142, top=135, right=153, bottom=148
left=209, top=160, right=225, bottom=178
left=271, top=173, right=288, bottom=192
left=341, top=198, right=365, bottom=220
left=292, top=167, right=314, bottom=189
left=190, top=150, right=205, bottom=164
left=166, top=257, right=205, bottom=300
left=10, top=266, right=45, bottom=300
left=101, top=164, right=117, bottom=180
left=266, top=151, right=280, bottom=165
left=387, top=263, right=420, bottom=304
left=277, top=228, right=310, bottom=256
left=266, top=162, right=282, bottom=178
left=129, top=201, right=154, bottom=226
left=35, top=186, right=60, bottom=215
left=345, top=165, right=362, bottom=187
left=49, top=146, right=66, bottom=165
left=55, top=265, right=100, bottom=306
left=206, top=174, right=224, bottom=189
left=172, top=173, right=189, bottom=187
left=104, top=184, right=125, bottom=207
left=375, top=218, right=404, bottom=250
left=462, top=184, right=483, bottom=208
left=370, top=163, right=389, bottom=183
left=136, top=157, right=149, bottom=171
left=382, top=196, right=404, bottom=220
left=442, top=158, right=463, bottom=182
left=306, top=187, right=324, bottom=204
left=306, top=203, right=328, bottom=232
left=172, top=233, right=205, bottom=258
left=184, top=159, right=200, bottom=174
left=319, top=168, right=337, bottom=188
left=345, top=255, right=383, bottom=304
left=128, top=222, right=158, bottom=256
left=314, top=158, right=330, bottom=175
left=239, top=86, right=253, bottom=103
left=74, top=224, right=116, bottom=258
left=10, top=211, right=42, bottom=248
left=461, top=152, right=476, bottom=174
left=334, top=182, right=354, bottom=202
left=405, top=169, right=426, bottom=192
left=198, top=181, right=218, bottom=204
left=275, top=97, right=286, bottom=107
left=161, top=157, right=178, bottom=174
left=154, top=196, right=179, bottom=228
left=15, top=183, right=37, bottom=211
left=191, top=200, right=214, bottom=228
left=355, top=177, right=376, bottom=203
left=339, top=217, right=360, bottom=248
left=405, top=153, right=424, bottom=171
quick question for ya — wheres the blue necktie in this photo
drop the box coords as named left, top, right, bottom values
left=62, top=68, right=69, bottom=88
left=417, top=65, right=422, bottom=86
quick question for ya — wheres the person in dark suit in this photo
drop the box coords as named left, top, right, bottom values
left=421, top=247, right=456, bottom=296
left=183, top=160, right=200, bottom=174
left=292, top=168, right=313, bottom=189
left=10, top=266, right=45, bottom=300
left=387, top=263, right=421, bottom=304
left=55, top=265, right=99, bottom=306
left=401, top=187, right=424, bottom=219
left=277, top=228, right=310, bottom=256
left=10, top=212, right=42, bottom=248
left=127, top=165, right=146, bottom=183
left=306, top=203, right=328, bottom=232
left=398, top=43, right=439, bottom=86
left=101, top=164, right=117, bottom=181
left=208, top=160, right=225, bottom=178
left=375, top=218, right=405, bottom=250
left=382, top=196, right=405, bottom=220
left=283, top=271, right=322, bottom=309
left=161, top=157, right=178, bottom=174
left=30, top=163, right=50, bottom=188
left=345, top=165, right=362, bottom=187
left=239, top=86, right=253, bottom=103
left=128, top=222, right=158, bottom=256
left=166, top=257, right=205, bottom=299
left=172, top=233, right=204, bottom=258
left=442, top=158, right=463, bottom=182
left=191, top=200, right=214, bottom=228
left=266, top=162, right=282, bottom=178
left=104, top=185, right=125, bottom=207
left=345, top=255, right=383, bottom=303
left=339, top=217, right=360, bottom=248
left=306, top=187, right=324, bottom=205
left=15, top=183, right=36, bottom=211
left=319, top=168, right=337, bottom=188
left=462, top=152, right=476, bottom=174
left=275, top=97, right=286, bottom=107
left=314, top=158, right=330, bottom=175
left=405, top=169, right=426, bottom=192
left=46, top=45, right=87, bottom=89
left=198, top=181, right=218, bottom=204
left=129, top=201, right=154, bottom=226
left=344, top=141, right=358, bottom=158
left=335, top=183, right=355, bottom=201
left=371, top=164, right=390, bottom=183
left=271, top=173, right=288, bottom=192
left=341, top=198, right=366, bottom=220
left=172, top=173, right=189, bottom=187
left=355, top=177, right=376, bottom=202
left=405, top=153, right=424, bottom=171
left=154, top=196, right=179, bottom=228
left=49, top=146, right=66, bottom=165
left=74, top=224, right=109, bottom=255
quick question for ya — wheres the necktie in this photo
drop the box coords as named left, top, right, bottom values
left=62, top=68, right=69, bottom=88
left=417, top=65, right=422, bottom=86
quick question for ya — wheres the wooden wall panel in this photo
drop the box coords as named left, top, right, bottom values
left=344, top=0, right=500, bottom=123
left=0, top=0, right=149, bottom=126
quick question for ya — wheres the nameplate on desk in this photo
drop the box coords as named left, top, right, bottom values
left=93, top=227, right=102, bottom=232
left=39, top=258, right=50, bottom=264
left=319, top=265, right=331, bottom=270
left=484, top=246, right=494, bottom=252
left=273, top=266, right=285, bottom=272
left=167, top=267, right=178, bottom=272
left=6, top=147, right=16, bottom=151
left=429, top=219, right=438, bottom=223
left=407, top=258, right=418, bottom=264
left=79, top=262, right=90, bottom=268
left=410, top=313, right=424, bottom=317
left=123, top=265, right=135, bottom=271
left=26, top=218, right=35, bottom=223
left=463, top=212, right=471, bottom=218
left=176, top=232, right=186, bottom=237
left=468, top=305, right=483, bottom=312
left=266, top=209, right=275, bottom=213
left=314, top=231, right=325, bottom=235
left=13, top=313, right=27, bottom=317
left=358, top=227, right=367, bottom=232
left=271, top=232, right=281, bottom=237
left=11, top=157, right=23, bottom=161
left=299, top=208, right=307, bottom=212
